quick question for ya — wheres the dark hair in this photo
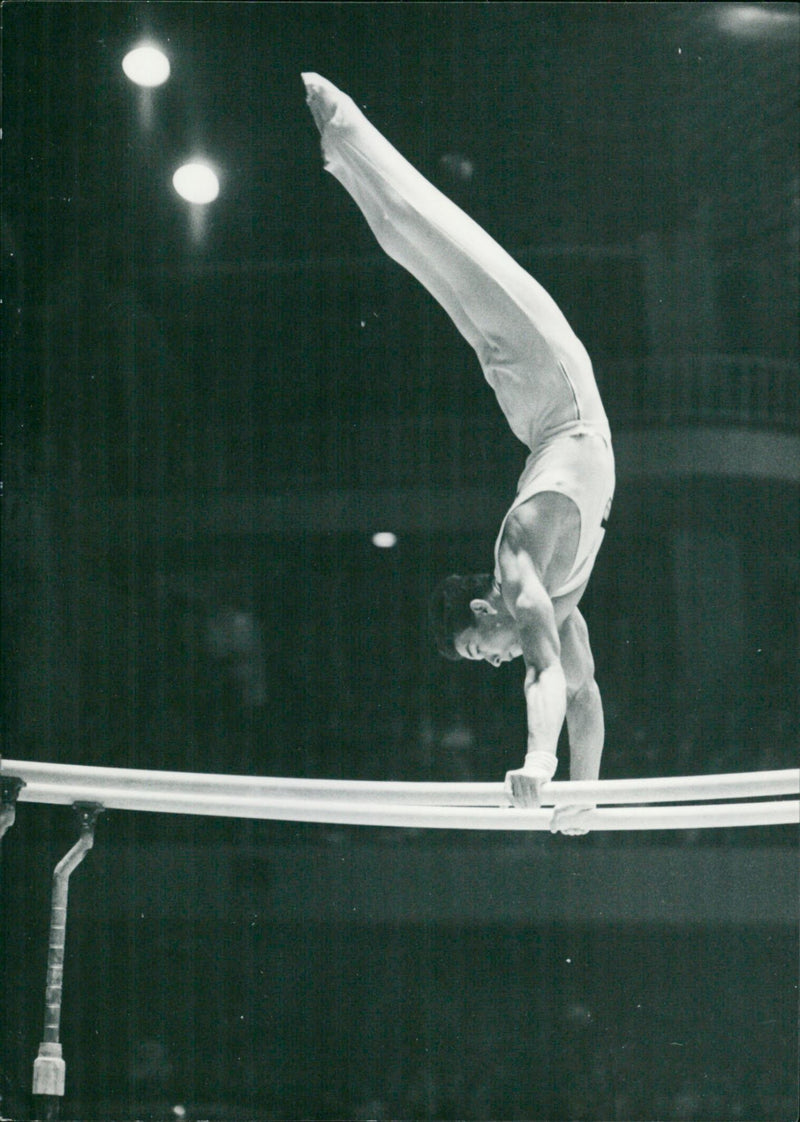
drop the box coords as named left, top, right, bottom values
left=428, top=573, right=494, bottom=660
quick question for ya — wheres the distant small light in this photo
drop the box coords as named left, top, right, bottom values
left=372, top=532, right=398, bottom=549
left=122, top=45, right=171, bottom=88
left=172, top=163, right=220, bottom=204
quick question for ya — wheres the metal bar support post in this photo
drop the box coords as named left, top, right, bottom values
left=32, top=802, right=104, bottom=1122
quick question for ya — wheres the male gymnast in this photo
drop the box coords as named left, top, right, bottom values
left=303, top=74, right=615, bottom=835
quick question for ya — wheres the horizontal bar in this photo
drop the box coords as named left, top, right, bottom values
left=3, top=760, right=798, bottom=809
left=2, top=774, right=797, bottom=831
left=11, top=788, right=800, bottom=829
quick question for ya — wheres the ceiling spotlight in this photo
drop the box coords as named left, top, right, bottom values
left=172, top=163, right=220, bottom=204
left=372, top=532, right=398, bottom=549
left=122, top=45, right=171, bottom=88
left=716, top=3, right=800, bottom=35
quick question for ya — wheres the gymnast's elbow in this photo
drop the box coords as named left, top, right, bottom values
left=513, top=592, right=561, bottom=673
left=567, top=674, right=601, bottom=709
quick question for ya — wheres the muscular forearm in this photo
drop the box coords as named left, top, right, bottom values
left=506, top=661, right=566, bottom=807
left=523, top=662, right=567, bottom=762
left=565, top=680, right=604, bottom=782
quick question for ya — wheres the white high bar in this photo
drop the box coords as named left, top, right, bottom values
left=3, top=760, right=798, bottom=806
left=2, top=760, right=798, bottom=831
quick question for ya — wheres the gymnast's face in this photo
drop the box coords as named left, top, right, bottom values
left=454, top=602, right=523, bottom=667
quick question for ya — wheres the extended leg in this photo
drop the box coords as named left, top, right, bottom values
left=302, top=74, right=585, bottom=375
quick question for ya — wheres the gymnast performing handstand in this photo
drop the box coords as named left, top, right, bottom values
left=303, top=74, right=615, bottom=835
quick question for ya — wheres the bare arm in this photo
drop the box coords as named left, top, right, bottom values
left=560, top=608, right=604, bottom=783
left=499, top=540, right=568, bottom=808
left=546, top=608, right=604, bottom=835
left=497, top=498, right=605, bottom=831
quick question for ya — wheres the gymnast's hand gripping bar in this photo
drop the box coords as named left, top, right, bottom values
left=0, top=774, right=26, bottom=841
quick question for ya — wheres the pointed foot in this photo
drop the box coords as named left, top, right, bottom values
left=301, top=72, right=343, bottom=133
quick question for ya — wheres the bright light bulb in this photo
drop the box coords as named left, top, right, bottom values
left=172, top=163, right=220, bottom=204
left=372, top=532, right=398, bottom=549
left=716, top=3, right=800, bottom=34
left=122, top=45, right=171, bottom=88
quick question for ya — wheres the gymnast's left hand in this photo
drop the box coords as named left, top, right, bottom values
left=549, top=804, right=595, bottom=836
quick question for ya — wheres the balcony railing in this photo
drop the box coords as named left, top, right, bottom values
left=238, top=354, right=799, bottom=492
left=49, top=353, right=798, bottom=496
left=597, top=353, right=799, bottom=432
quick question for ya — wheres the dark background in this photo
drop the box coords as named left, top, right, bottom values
left=1, top=3, right=798, bottom=1120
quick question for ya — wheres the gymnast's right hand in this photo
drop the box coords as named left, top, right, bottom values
left=504, top=768, right=546, bottom=808
left=504, top=749, right=558, bottom=808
